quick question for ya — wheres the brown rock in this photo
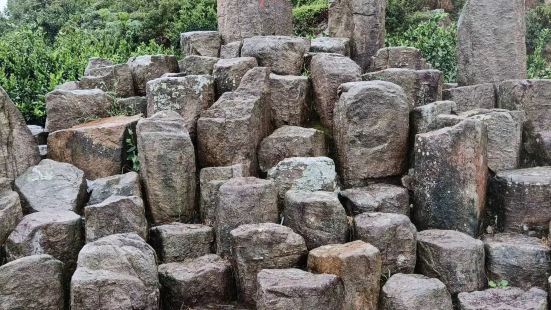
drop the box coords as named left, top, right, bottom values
left=0, top=188, right=23, bottom=245
left=268, top=74, right=310, bottom=127
left=127, top=55, right=179, bottom=95
left=79, top=63, right=135, bottom=98
left=381, top=273, right=453, bottom=310
left=442, top=83, right=495, bottom=113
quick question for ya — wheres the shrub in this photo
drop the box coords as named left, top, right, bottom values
left=526, top=4, right=551, bottom=53
left=528, top=28, right=551, bottom=79
left=293, top=0, right=328, bottom=37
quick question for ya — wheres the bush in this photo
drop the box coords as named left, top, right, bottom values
left=528, top=28, right=551, bottom=79
left=526, top=4, right=551, bottom=53
left=293, top=0, right=328, bottom=37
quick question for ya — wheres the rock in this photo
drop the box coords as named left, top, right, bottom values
left=308, top=240, right=381, bottom=310
left=370, top=47, right=430, bottom=71
left=116, top=96, right=148, bottom=116
left=457, top=287, right=547, bottom=310
left=146, top=75, right=215, bottom=137
left=79, top=63, right=135, bottom=98
left=413, top=119, right=488, bottom=236
left=216, top=177, right=279, bottom=257
left=0, top=255, right=64, bottom=310
left=310, top=53, right=361, bottom=129
left=6, top=211, right=83, bottom=274
left=220, top=41, right=242, bottom=59
left=268, top=74, right=310, bottom=128
left=258, top=126, right=326, bottom=173
left=84, top=195, right=147, bottom=243
left=150, top=223, right=214, bottom=263
left=47, top=115, right=141, bottom=180
left=128, top=55, right=179, bottom=95
left=482, top=233, right=550, bottom=290
left=457, top=0, right=526, bottom=85
left=87, top=171, right=141, bottom=205
left=442, top=83, right=495, bottom=113
left=181, top=31, right=221, bottom=57
left=55, top=80, right=80, bottom=91
left=283, top=190, right=348, bottom=250
left=15, top=159, right=87, bottom=213
left=27, top=125, right=48, bottom=145
left=267, top=157, right=338, bottom=206
left=230, top=223, right=307, bottom=304
left=334, top=81, right=409, bottom=186
left=417, top=229, right=486, bottom=295
left=70, top=233, right=160, bottom=309
left=363, top=68, right=443, bottom=108
left=256, top=268, right=344, bottom=310
left=339, top=184, right=410, bottom=216
left=0, top=188, right=22, bottom=245
left=179, top=55, right=220, bottom=75
left=217, top=0, right=293, bottom=43
left=241, top=36, right=309, bottom=75
left=310, top=37, right=350, bottom=56
left=44, top=89, right=113, bottom=132
left=354, top=212, right=416, bottom=274
left=199, top=164, right=249, bottom=226
left=84, top=57, right=113, bottom=75
left=328, top=0, right=386, bottom=70
left=137, top=111, right=196, bottom=224
left=380, top=273, right=453, bottom=310
left=213, top=57, right=258, bottom=96
left=412, top=101, right=457, bottom=136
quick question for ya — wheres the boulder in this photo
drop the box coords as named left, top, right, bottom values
left=268, top=74, right=310, bottom=127
left=15, top=159, right=87, bottom=213
left=417, top=229, right=486, bottom=295
left=310, top=37, right=350, bottom=56
left=258, top=126, right=326, bottom=173
left=150, top=223, right=214, bottom=263
left=370, top=47, right=430, bottom=71
left=411, top=100, right=457, bottom=136
left=457, top=0, right=526, bottom=85
left=115, top=96, right=148, bottom=116
left=44, top=89, right=113, bottom=132
left=334, top=81, right=409, bottom=186
left=308, top=240, right=381, bottom=310
left=48, top=115, right=141, bottom=180
left=216, top=177, right=279, bottom=257
left=79, top=63, right=135, bottom=98
left=256, top=268, right=344, bottom=310
left=181, top=31, right=221, bottom=57
left=27, top=125, right=48, bottom=145
left=0, top=255, right=64, bottom=310
left=354, top=212, right=417, bottom=274
left=70, top=233, right=160, bottom=309
left=137, top=111, right=196, bottom=224
left=212, top=57, right=258, bottom=96
left=84, top=58, right=113, bottom=75
left=339, top=184, right=410, bottom=216
left=283, top=190, right=348, bottom=250
left=230, top=223, right=307, bottom=304
left=442, top=83, right=495, bottom=113
left=380, top=273, right=452, bottom=310
left=179, top=55, right=220, bottom=75
left=241, top=36, right=309, bottom=75
left=457, top=287, right=547, bottom=310
left=0, top=188, right=22, bottom=245
left=158, top=254, right=234, bottom=308
left=127, top=55, right=179, bottom=95
left=220, top=41, right=242, bottom=58
left=87, top=171, right=141, bottom=205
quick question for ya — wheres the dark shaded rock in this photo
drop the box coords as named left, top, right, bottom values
left=116, top=96, right=148, bottom=116
left=150, top=223, right=214, bottom=263
left=213, top=57, right=258, bottom=96
left=87, top=171, right=141, bottom=205
left=79, top=63, right=135, bottom=98
left=179, top=55, right=220, bottom=75
left=268, top=74, right=310, bottom=127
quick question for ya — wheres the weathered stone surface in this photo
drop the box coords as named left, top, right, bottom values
left=488, top=167, right=551, bottom=236
left=412, top=101, right=457, bottom=136
left=482, top=233, right=550, bottom=290
left=79, top=63, right=135, bottom=98
left=85, top=195, right=147, bottom=243
left=48, top=115, right=141, bottom=180
left=0, top=255, right=64, bottom=310
left=258, top=126, right=326, bottom=173
left=268, top=74, right=310, bottom=127
left=230, top=223, right=307, bottom=304
left=442, top=83, right=495, bottom=113
left=87, top=171, right=141, bottom=205
left=137, top=111, right=196, bottom=224
left=84, top=58, right=113, bottom=76
left=370, top=47, right=430, bottom=71
left=0, top=188, right=22, bottom=245
left=27, top=125, right=48, bottom=145
left=216, top=177, right=279, bottom=257
left=457, top=0, right=526, bottom=85
left=199, top=164, right=249, bottom=226
left=71, top=233, right=160, bottom=309
left=15, top=159, right=87, bottom=213
left=55, top=80, right=80, bottom=91
left=159, top=254, right=234, bottom=308
left=417, top=230, right=485, bottom=295
left=363, top=68, right=443, bottom=108
left=310, top=53, right=361, bottom=129
left=328, top=0, right=386, bottom=70
left=217, top=0, right=293, bottom=43
left=179, top=55, right=219, bottom=75
left=267, top=157, right=338, bottom=205
left=308, top=240, right=381, bottom=310
left=150, top=223, right=213, bottom=263
left=256, top=268, right=344, bottom=310
left=339, top=184, right=410, bottom=216
left=458, top=287, right=547, bottom=310
left=128, top=55, right=179, bottom=95
left=354, top=212, right=416, bottom=274
left=381, top=273, right=452, bottom=310
left=283, top=190, right=348, bottom=250
left=116, top=96, right=148, bottom=116
left=310, top=37, right=350, bottom=56
left=213, top=57, right=258, bottom=96
left=414, top=119, right=488, bottom=236
left=241, top=36, right=309, bottom=75
left=45, top=89, right=113, bottom=132
left=181, top=31, right=221, bottom=57
left=146, top=75, right=215, bottom=137
left=6, top=211, right=83, bottom=274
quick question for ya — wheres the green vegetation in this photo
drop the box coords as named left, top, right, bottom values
left=293, top=0, right=328, bottom=37
left=125, top=128, right=140, bottom=172
left=526, top=5, right=551, bottom=79
left=488, top=279, right=509, bottom=289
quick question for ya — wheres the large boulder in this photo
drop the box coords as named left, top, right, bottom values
left=84, top=58, right=113, bottom=75
left=442, top=83, right=495, bottom=112
left=116, top=96, right=148, bottom=116
left=241, top=36, right=309, bottom=75
left=268, top=74, right=310, bottom=127
left=0, top=185, right=23, bottom=245
left=79, top=63, right=135, bottom=98
left=220, top=41, right=242, bottom=59
left=380, top=273, right=452, bottom=310
left=310, top=37, right=350, bottom=56
left=150, top=223, right=214, bottom=263
left=179, top=55, right=220, bottom=75
left=127, top=55, right=179, bottom=95
left=181, top=31, right=221, bottom=57
left=339, top=184, right=410, bottom=216
left=457, top=287, right=547, bottom=310
left=87, top=171, right=141, bottom=205
left=370, top=47, right=430, bottom=71
left=212, top=57, right=258, bottom=96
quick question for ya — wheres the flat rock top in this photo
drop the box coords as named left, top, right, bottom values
left=495, top=167, right=551, bottom=184
left=355, top=212, right=412, bottom=228
left=417, top=229, right=483, bottom=250
left=158, top=254, right=229, bottom=280
left=219, top=177, right=273, bottom=190
left=151, top=223, right=212, bottom=235
left=383, top=273, right=446, bottom=293
left=458, top=287, right=547, bottom=309
left=285, top=190, right=339, bottom=204
left=482, top=233, right=550, bottom=251
left=266, top=125, right=319, bottom=138
left=68, top=115, right=141, bottom=130
left=8, top=211, right=80, bottom=242
left=309, top=240, right=379, bottom=259
left=257, top=268, right=339, bottom=289
left=340, top=183, right=406, bottom=200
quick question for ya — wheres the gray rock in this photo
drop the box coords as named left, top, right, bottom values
left=442, top=83, right=495, bottom=113
left=179, top=55, right=220, bottom=75
left=458, top=287, right=547, bottom=310
left=150, top=223, right=213, bottom=263
left=55, top=80, right=80, bottom=91
left=310, top=37, right=350, bottom=56
left=116, top=96, right=148, bottom=115
left=84, top=57, right=113, bottom=76
left=27, top=125, right=48, bottom=145
left=370, top=47, right=430, bottom=71
left=241, top=36, right=309, bottom=75
left=87, top=171, right=141, bottom=205
left=220, top=41, right=242, bottom=59
left=339, top=184, right=410, bottom=216
left=268, top=74, right=310, bottom=128
left=0, top=189, right=22, bottom=245
left=412, top=101, right=457, bottom=136
left=181, top=31, right=221, bottom=57
left=212, top=57, right=258, bottom=96
left=79, top=63, right=135, bottom=98
left=381, top=273, right=453, bottom=310
left=128, top=55, right=179, bottom=95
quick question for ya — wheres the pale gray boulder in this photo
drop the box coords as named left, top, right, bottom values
left=150, top=223, right=214, bottom=263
